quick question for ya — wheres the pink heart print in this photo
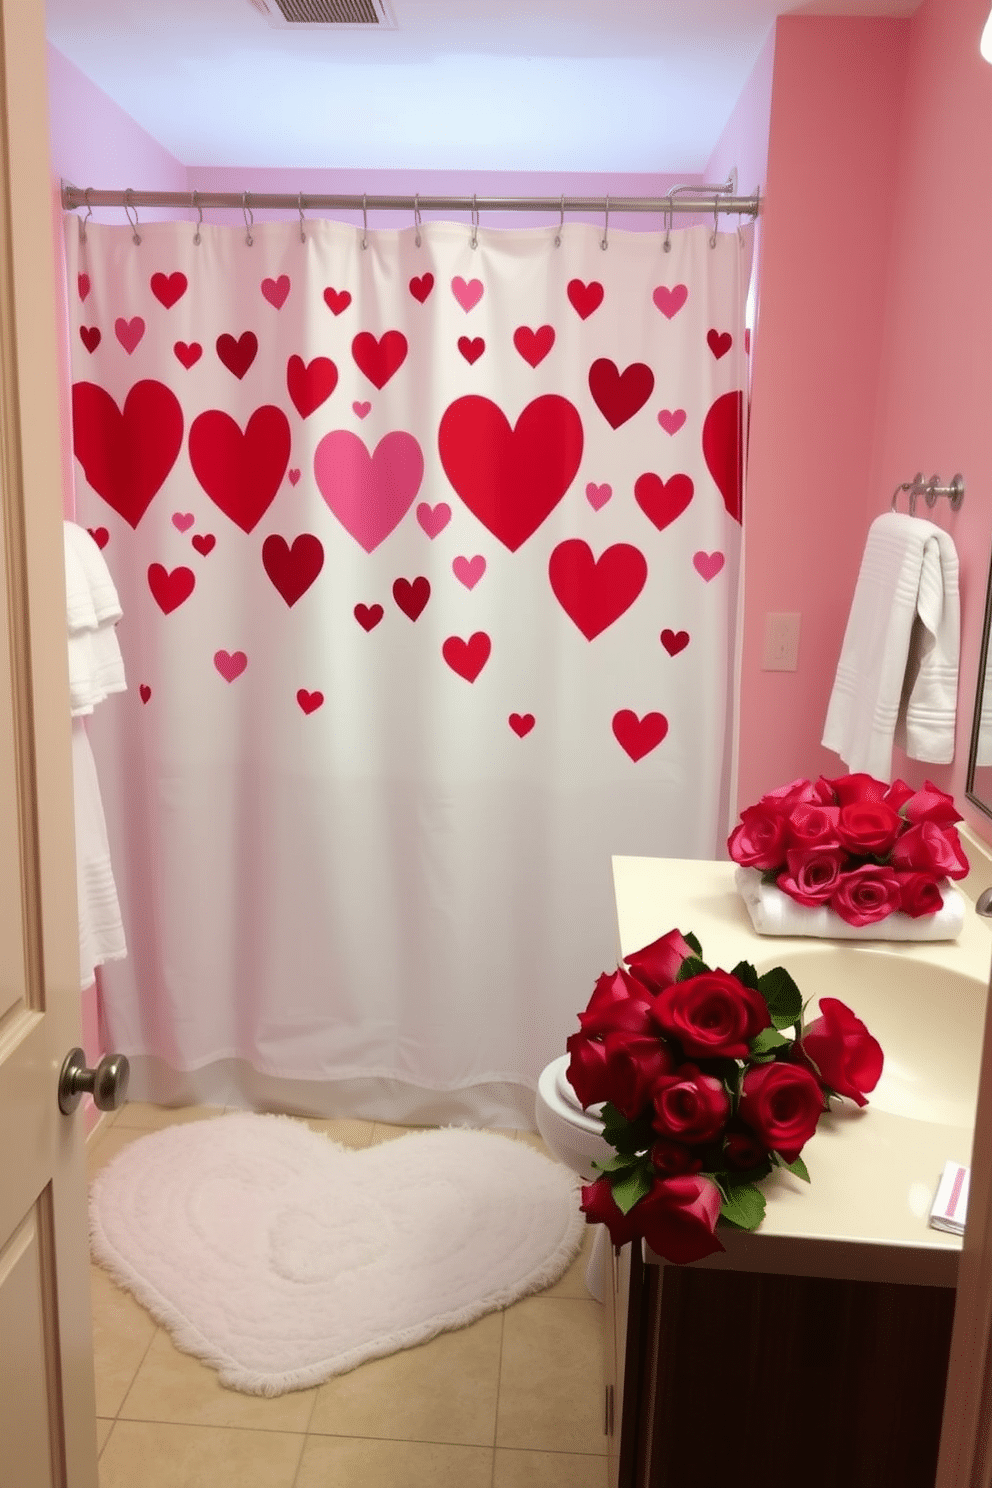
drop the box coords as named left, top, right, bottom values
left=416, top=502, right=451, bottom=538
left=452, top=555, right=486, bottom=589
left=288, top=469, right=301, bottom=486
left=585, top=482, right=612, bottom=511
left=172, top=511, right=195, bottom=533
left=353, top=402, right=372, bottom=419
left=451, top=276, right=484, bottom=312
left=693, top=551, right=725, bottom=581
left=214, top=650, right=248, bottom=682
left=314, top=430, right=425, bottom=553
left=657, top=409, right=686, bottom=436
left=653, top=285, right=688, bottom=319
left=115, top=317, right=145, bottom=354
left=261, top=275, right=291, bottom=309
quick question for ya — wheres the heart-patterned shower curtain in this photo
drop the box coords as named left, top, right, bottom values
left=66, top=212, right=750, bottom=1125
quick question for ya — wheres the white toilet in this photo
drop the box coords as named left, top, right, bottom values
left=535, top=1052, right=616, bottom=1300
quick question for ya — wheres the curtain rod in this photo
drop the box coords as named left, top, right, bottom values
left=60, top=183, right=761, bottom=220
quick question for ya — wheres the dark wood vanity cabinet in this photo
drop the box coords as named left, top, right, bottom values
left=607, top=1245, right=956, bottom=1488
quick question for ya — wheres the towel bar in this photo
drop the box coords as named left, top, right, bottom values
left=891, top=473, right=965, bottom=517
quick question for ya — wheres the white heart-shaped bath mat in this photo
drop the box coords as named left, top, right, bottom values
left=89, top=1114, right=584, bottom=1395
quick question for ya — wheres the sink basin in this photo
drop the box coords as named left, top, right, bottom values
left=759, top=949, right=987, bottom=1128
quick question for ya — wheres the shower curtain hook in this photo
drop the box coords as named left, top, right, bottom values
left=414, top=194, right=422, bottom=248
left=80, top=187, right=93, bottom=244
left=298, top=193, right=306, bottom=244
left=601, top=195, right=609, bottom=251
left=124, top=189, right=141, bottom=246
left=242, top=192, right=254, bottom=247
left=710, top=195, right=719, bottom=249
left=361, top=194, right=368, bottom=250
left=470, top=194, right=479, bottom=250
left=555, top=193, right=564, bottom=248
left=663, top=193, right=673, bottom=253
left=192, top=191, right=202, bottom=246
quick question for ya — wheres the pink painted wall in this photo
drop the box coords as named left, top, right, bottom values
left=735, top=15, right=911, bottom=816
left=867, top=0, right=992, bottom=839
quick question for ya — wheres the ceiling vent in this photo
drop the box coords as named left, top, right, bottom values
left=249, top=0, right=396, bottom=27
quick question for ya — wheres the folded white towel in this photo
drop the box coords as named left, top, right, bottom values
left=72, top=719, right=127, bottom=989
left=64, top=525, right=99, bottom=634
left=734, top=866, right=965, bottom=942
left=63, top=521, right=126, bottom=715
left=821, top=512, right=960, bottom=778
left=64, top=521, right=122, bottom=627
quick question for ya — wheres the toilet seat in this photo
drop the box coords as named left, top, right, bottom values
left=554, top=1061, right=604, bottom=1122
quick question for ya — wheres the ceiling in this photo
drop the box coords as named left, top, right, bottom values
left=44, top=0, right=921, bottom=173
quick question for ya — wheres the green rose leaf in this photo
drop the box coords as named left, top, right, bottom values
left=611, top=1162, right=654, bottom=1216
left=675, top=955, right=710, bottom=982
left=590, top=1152, right=641, bottom=1175
left=600, top=1102, right=656, bottom=1156
left=757, top=965, right=803, bottom=1030
left=750, top=1026, right=791, bottom=1055
left=684, top=931, right=704, bottom=958
left=780, top=1154, right=811, bottom=1183
left=729, top=960, right=760, bottom=990
left=719, top=1182, right=767, bottom=1231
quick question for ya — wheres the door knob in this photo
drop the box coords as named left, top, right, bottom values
left=58, top=1047, right=130, bottom=1114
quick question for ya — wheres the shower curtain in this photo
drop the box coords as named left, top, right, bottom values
left=66, top=212, right=751, bottom=1125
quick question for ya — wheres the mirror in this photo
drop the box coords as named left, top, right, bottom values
left=966, top=546, right=992, bottom=820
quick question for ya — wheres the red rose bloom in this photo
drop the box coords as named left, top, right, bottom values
left=565, top=1028, right=674, bottom=1118
left=895, top=871, right=944, bottom=919
left=785, top=803, right=841, bottom=851
left=579, top=1176, right=645, bottom=1248
left=728, top=804, right=789, bottom=870
left=826, top=773, right=889, bottom=805
left=799, top=997, right=883, bottom=1108
left=652, top=1063, right=730, bottom=1144
left=626, top=1174, right=726, bottom=1265
left=650, top=1138, right=703, bottom=1176
left=723, top=1126, right=768, bottom=1170
left=760, top=778, right=834, bottom=809
left=577, top=968, right=654, bottom=1037
left=624, top=929, right=696, bottom=993
left=651, top=971, right=771, bottom=1060
left=890, top=821, right=969, bottom=880
left=829, top=865, right=903, bottom=925
left=899, top=780, right=963, bottom=827
left=738, top=1062, right=824, bottom=1162
left=835, top=801, right=903, bottom=857
left=777, top=846, right=846, bottom=906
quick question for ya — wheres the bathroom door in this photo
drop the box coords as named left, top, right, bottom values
left=0, top=1, right=99, bottom=1484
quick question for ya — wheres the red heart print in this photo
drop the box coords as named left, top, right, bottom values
left=634, top=473, right=694, bottom=531
left=417, top=502, right=450, bottom=538
left=139, top=683, right=151, bottom=704
left=409, top=273, right=434, bottom=303
left=612, top=710, right=669, bottom=761
left=87, top=526, right=109, bottom=549
left=707, top=329, right=733, bottom=360
left=174, top=341, right=202, bottom=369
left=191, top=533, right=216, bottom=556
left=216, top=331, right=258, bottom=379
left=548, top=540, right=648, bottom=640
left=287, top=354, right=338, bottom=418
left=148, top=563, right=195, bottom=614
left=72, top=379, right=184, bottom=528
left=115, top=317, right=145, bottom=354
left=513, top=325, right=555, bottom=368
left=451, top=277, right=484, bottom=312
left=652, top=285, right=688, bottom=319
left=442, top=632, right=491, bottom=682
left=354, top=603, right=384, bottom=632
left=352, top=330, right=408, bottom=389
left=150, top=271, right=187, bottom=309
left=703, top=390, right=743, bottom=522
left=189, top=405, right=291, bottom=533
left=508, top=713, right=535, bottom=737
left=262, top=533, right=324, bottom=607
left=588, top=359, right=654, bottom=429
left=438, top=394, right=583, bottom=552
left=288, top=468, right=301, bottom=486
left=392, top=575, right=430, bottom=620
left=297, top=689, right=324, bottom=715
left=80, top=326, right=101, bottom=354
left=261, top=275, right=290, bottom=309
left=660, top=629, right=690, bottom=656
left=458, top=336, right=485, bottom=365
left=323, top=287, right=352, bottom=316
left=172, top=511, right=195, bottom=532
left=567, top=279, right=604, bottom=320
left=214, top=650, right=247, bottom=682
left=78, top=273, right=90, bottom=301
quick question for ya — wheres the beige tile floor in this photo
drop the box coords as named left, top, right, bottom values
left=86, top=1103, right=608, bottom=1488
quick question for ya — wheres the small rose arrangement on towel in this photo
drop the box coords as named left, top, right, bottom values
left=569, top=929, right=883, bottom=1265
left=728, top=773, right=968, bottom=926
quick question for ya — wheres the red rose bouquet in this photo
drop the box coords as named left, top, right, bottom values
left=569, top=928, right=883, bottom=1264
left=728, top=774, right=968, bottom=926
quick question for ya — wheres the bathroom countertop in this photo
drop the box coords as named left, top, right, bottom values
left=611, top=856, right=992, bottom=1286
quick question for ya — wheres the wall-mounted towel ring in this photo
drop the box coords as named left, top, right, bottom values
left=891, top=472, right=965, bottom=517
